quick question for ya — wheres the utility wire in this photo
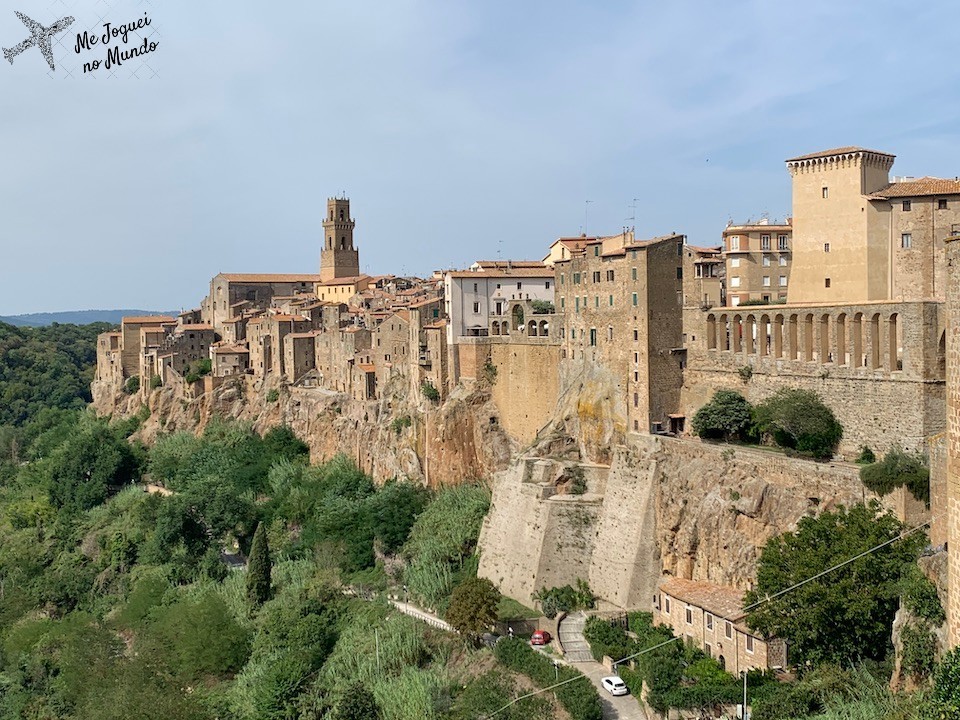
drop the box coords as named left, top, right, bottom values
left=481, top=519, right=931, bottom=719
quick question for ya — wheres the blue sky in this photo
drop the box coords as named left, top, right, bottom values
left=2, top=0, right=959, bottom=314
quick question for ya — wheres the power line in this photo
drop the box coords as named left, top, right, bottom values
left=481, top=519, right=930, bottom=718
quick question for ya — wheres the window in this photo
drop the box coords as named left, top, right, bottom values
left=901, top=233, right=912, bottom=249
left=560, top=274, right=564, bottom=285
left=609, top=295, right=614, bottom=306
left=545, top=281, right=551, bottom=289
left=634, top=371, right=639, bottom=381
left=677, top=241, right=684, bottom=256
left=665, top=597, right=671, bottom=614
left=633, top=392, right=638, bottom=407
left=725, top=622, right=732, bottom=639
left=706, top=613, right=714, bottom=630
left=560, top=297, right=565, bottom=309
left=762, top=276, right=771, bottom=287
left=730, top=258, right=740, bottom=268
left=589, top=328, right=597, bottom=346
left=676, top=267, right=683, bottom=280
left=496, top=283, right=501, bottom=289
left=575, top=297, right=580, bottom=312
left=824, top=242, right=830, bottom=252
left=633, top=329, right=639, bottom=342
left=779, top=275, right=787, bottom=286
left=632, top=267, right=638, bottom=281
left=779, top=256, right=788, bottom=266
left=574, top=272, right=581, bottom=284
left=730, top=276, right=741, bottom=288
left=592, top=271, right=601, bottom=283
left=594, top=246, right=600, bottom=256
left=778, top=235, right=789, bottom=250
left=632, top=293, right=638, bottom=307
left=903, top=200, right=912, bottom=211
left=746, top=635, right=755, bottom=653
left=594, top=296, right=599, bottom=308
left=825, top=278, right=831, bottom=288
left=762, top=255, right=771, bottom=267
left=517, top=282, right=522, bottom=290
left=634, top=352, right=639, bottom=363
left=606, top=270, right=615, bottom=281
left=608, top=327, right=613, bottom=341
left=761, top=234, right=771, bottom=250
left=472, top=301, right=480, bottom=313
left=685, top=607, right=693, bottom=624
left=729, top=235, right=740, bottom=251
left=822, top=186, right=829, bottom=198
left=939, top=199, right=948, bottom=210
left=473, top=283, right=478, bottom=292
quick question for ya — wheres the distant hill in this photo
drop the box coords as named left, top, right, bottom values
left=0, top=310, right=180, bottom=327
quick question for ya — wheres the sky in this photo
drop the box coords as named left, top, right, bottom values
left=2, top=0, right=960, bottom=315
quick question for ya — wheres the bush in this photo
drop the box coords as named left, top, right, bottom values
left=921, top=647, right=960, bottom=718
left=860, top=447, right=930, bottom=504
left=124, top=375, right=141, bottom=394
left=494, top=638, right=602, bottom=720
left=567, top=466, right=587, bottom=495
left=531, top=300, right=555, bottom=314
left=266, top=389, right=280, bottom=403
left=482, top=360, right=498, bottom=384
left=692, top=390, right=752, bottom=440
left=150, top=374, right=162, bottom=389
left=420, top=381, right=440, bottom=402
left=534, top=580, right=595, bottom=619
left=856, top=445, right=877, bottom=464
left=390, top=416, right=413, bottom=435
left=583, top=616, right=634, bottom=662
left=752, top=388, right=842, bottom=459
left=445, top=577, right=500, bottom=643
left=901, top=619, right=937, bottom=678
left=901, top=563, right=945, bottom=625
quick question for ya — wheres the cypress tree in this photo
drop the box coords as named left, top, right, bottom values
left=246, top=522, right=272, bottom=608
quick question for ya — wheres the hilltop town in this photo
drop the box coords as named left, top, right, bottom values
left=93, top=146, right=960, bottom=672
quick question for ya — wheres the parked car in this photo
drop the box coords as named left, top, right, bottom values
left=601, top=676, right=628, bottom=696
left=530, top=630, right=552, bottom=645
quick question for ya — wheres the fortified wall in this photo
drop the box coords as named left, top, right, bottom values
left=479, top=435, right=878, bottom=611
left=682, top=300, right=945, bottom=457
left=944, top=237, right=960, bottom=648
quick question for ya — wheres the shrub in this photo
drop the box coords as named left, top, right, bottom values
left=583, top=616, right=634, bottom=662
left=445, top=577, right=500, bottom=643
left=494, top=638, right=602, bottom=720
left=531, top=300, right=555, bottom=314
left=860, top=446, right=930, bottom=504
left=921, top=647, right=960, bottom=718
left=420, top=381, right=440, bottom=402
left=901, top=619, right=937, bottom=678
left=567, top=466, right=587, bottom=495
left=124, top=375, right=141, bottom=394
left=266, top=389, right=280, bottom=403
left=901, top=563, right=945, bottom=625
left=692, top=390, right=753, bottom=440
left=856, top=445, right=877, bottom=464
left=150, top=374, right=162, bottom=389
left=752, top=388, right=842, bottom=459
left=738, top=365, right=753, bottom=383
left=390, top=415, right=413, bottom=435
left=482, top=360, right=498, bottom=384
left=534, top=580, right=595, bottom=619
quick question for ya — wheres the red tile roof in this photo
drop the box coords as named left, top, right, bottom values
left=868, top=176, right=960, bottom=199
left=219, top=273, right=321, bottom=283
left=316, top=274, right=371, bottom=287
left=179, top=323, right=213, bottom=331
left=447, top=268, right=554, bottom=279
left=786, top=146, right=894, bottom=162
left=122, top=315, right=175, bottom=325
left=659, top=577, right=746, bottom=621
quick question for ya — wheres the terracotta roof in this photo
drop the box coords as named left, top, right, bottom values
left=122, top=315, right=175, bottom=325
left=287, top=332, right=319, bottom=339
left=868, top=176, right=960, bottom=199
left=358, top=363, right=376, bottom=373
left=424, top=320, right=447, bottom=329
left=316, top=274, right=371, bottom=287
left=687, top=245, right=723, bottom=254
left=272, top=314, right=309, bottom=322
left=723, top=224, right=792, bottom=233
left=786, top=146, right=894, bottom=162
left=225, top=316, right=246, bottom=323
left=408, top=296, right=441, bottom=308
left=472, top=260, right=548, bottom=269
left=659, top=578, right=746, bottom=621
left=219, top=273, right=321, bottom=282
left=213, top=344, right=249, bottom=354
left=179, top=323, right=213, bottom=331
left=447, top=268, right=555, bottom=279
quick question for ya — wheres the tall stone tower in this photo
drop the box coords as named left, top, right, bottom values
left=320, top=197, right=361, bottom=281
left=785, top=147, right=895, bottom=304
left=946, top=235, right=960, bottom=649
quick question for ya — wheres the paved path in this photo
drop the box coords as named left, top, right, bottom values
left=389, top=599, right=454, bottom=632
left=558, top=612, right=649, bottom=720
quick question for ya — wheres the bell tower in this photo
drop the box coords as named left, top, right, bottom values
left=320, top=196, right=361, bottom=281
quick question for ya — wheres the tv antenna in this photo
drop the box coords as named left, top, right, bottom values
left=584, top=200, right=593, bottom=236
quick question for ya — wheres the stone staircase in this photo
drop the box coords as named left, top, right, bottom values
left=558, top=611, right=594, bottom=663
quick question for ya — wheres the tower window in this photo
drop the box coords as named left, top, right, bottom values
left=938, top=199, right=948, bottom=210
left=339, top=209, right=344, bottom=220
left=825, top=278, right=831, bottom=288
left=824, top=243, right=830, bottom=252
left=901, top=233, right=912, bottom=249
left=902, top=200, right=912, bottom=211
left=822, top=187, right=829, bottom=199
left=517, top=282, right=522, bottom=290
left=546, top=281, right=551, bottom=289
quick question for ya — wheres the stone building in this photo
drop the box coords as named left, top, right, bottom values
left=118, top=316, right=175, bottom=378
left=944, top=236, right=960, bottom=649
left=683, top=244, right=724, bottom=309
left=722, top=220, right=792, bottom=305
left=555, top=232, right=686, bottom=434
left=320, top=196, right=361, bottom=282
left=786, top=147, right=960, bottom=304
left=212, top=344, right=250, bottom=376
left=656, top=577, right=786, bottom=675
left=202, top=274, right=320, bottom=334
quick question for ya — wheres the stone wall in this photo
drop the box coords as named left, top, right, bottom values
left=478, top=435, right=874, bottom=610
left=945, top=237, right=960, bottom=648
left=683, top=301, right=945, bottom=456
left=489, top=342, right=561, bottom=445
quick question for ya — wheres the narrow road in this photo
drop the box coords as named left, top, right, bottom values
left=558, top=612, right=649, bottom=720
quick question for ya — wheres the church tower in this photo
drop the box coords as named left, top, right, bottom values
left=320, top=197, right=361, bottom=281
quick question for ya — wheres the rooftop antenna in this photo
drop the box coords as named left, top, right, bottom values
left=584, top=200, right=593, bottom=237
left=626, top=198, right=639, bottom=223
left=497, top=238, right=503, bottom=260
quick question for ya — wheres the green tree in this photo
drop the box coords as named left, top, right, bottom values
left=691, top=390, right=752, bottom=440
left=752, top=388, right=842, bottom=459
left=247, top=522, right=273, bottom=609
left=744, top=501, right=925, bottom=667
left=446, top=577, right=500, bottom=643
left=48, top=420, right=139, bottom=510
left=921, top=647, right=960, bottom=719
left=860, top=446, right=930, bottom=504
left=332, top=683, right=382, bottom=720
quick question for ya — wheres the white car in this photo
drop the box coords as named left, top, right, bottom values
left=601, top=676, right=628, bottom=696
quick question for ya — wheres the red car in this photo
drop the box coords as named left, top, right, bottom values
left=530, top=630, right=552, bottom=645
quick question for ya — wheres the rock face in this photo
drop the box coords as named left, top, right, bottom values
left=479, top=434, right=876, bottom=609
left=92, top=373, right=515, bottom=487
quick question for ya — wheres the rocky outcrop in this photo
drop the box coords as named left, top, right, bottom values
left=92, top=373, right=515, bottom=487
left=479, top=434, right=876, bottom=609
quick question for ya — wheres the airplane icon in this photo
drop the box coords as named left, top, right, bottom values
left=3, top=11, right=75, bottom=71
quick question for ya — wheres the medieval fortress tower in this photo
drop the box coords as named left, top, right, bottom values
left=94, top=148, right=960, bottom=650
